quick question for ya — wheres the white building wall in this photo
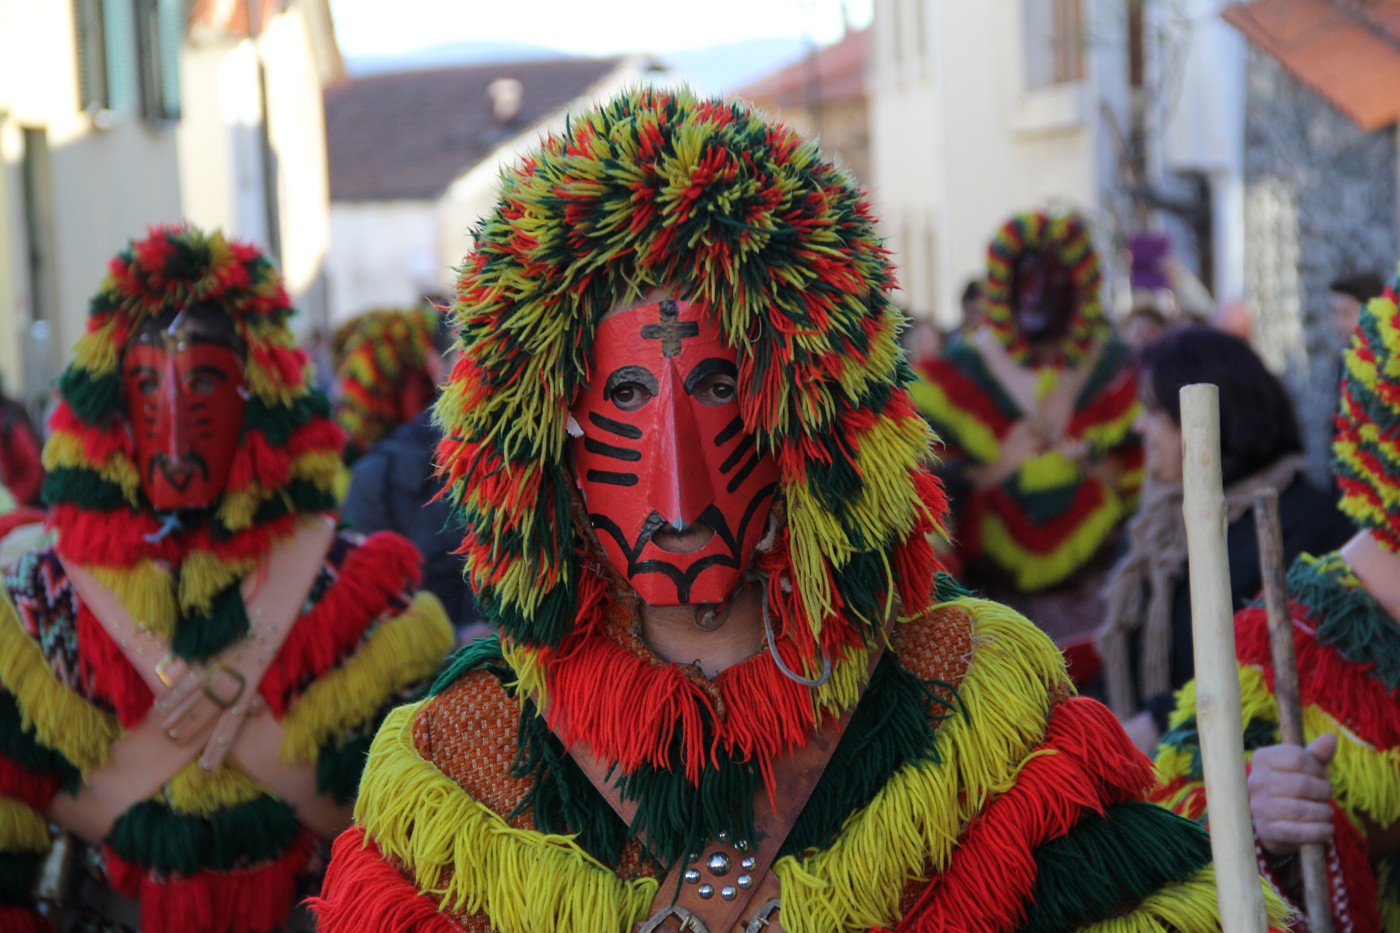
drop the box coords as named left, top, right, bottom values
left=327, top=201, right=440, bottom=323
left=0, top=0, right=182, bottom=398
left=871, top=0, right=1114, bottom=329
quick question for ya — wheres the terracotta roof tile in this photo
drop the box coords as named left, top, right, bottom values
left=1224, top=0, right=1400, bottom=130
left=324, top=56, right=624, bottom=202
left=733, top=29, right=867, bottom=107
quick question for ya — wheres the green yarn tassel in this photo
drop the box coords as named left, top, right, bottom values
left=1021, top=801, right=1214, bottom=932
left=108, top=795, right=300, bottom=875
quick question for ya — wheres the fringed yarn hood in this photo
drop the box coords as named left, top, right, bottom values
left=334, top=306, right=438, bottom=454
left=435, top=86, right=946, bottom=682
left=42, top=223, right=344, bottom=659
left=1335, top=267, right=1400, bottom=552
left=983, top=208, right=1107, bottom=367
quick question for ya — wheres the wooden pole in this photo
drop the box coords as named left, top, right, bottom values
left=1254, top=489, right=1333, bottom=933
left=1180, top=384, right=1267, bottom=933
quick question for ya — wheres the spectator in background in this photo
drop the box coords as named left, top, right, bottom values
left=332, top=306, right=438, bottom=462
left=1152, top=277, right=1400, bottom=927
left=1121, top=301, right=1171, bottom=351
left=1097, top=326, right=1352, bottom=754
left=1329, top=270, right=1386, bottom=344
left=341, top=310, right=488, bottom=641
left=902, top=314, right=943, bottom=367
left=957, top=277, right=987, bottom=335
left=0, top=384, right=42, bottom=508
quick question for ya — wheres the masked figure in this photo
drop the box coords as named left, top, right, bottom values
left=311, top=89, right=1285, bottom=932
left=1154, top=274, right=1400, bottom=931
left=333, top=306, right=439, bottom=462
left=0, top=226, right=453, bottom=933
left=912, top=210, right=1142, bottom=644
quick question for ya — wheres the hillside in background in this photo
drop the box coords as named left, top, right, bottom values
left=344, top=36, right=811, bottom=95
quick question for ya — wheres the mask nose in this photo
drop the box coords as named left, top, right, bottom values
left=654, top=364, right=714, bottom=528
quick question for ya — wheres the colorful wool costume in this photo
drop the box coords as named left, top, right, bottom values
left=311, top=88, right=1281, bottom=932
left=911, top=210, right=1142, bottom=593
left=0, top=226, right=454, bottom=933
left=1155, top=275, right=1400, bottom=932
left=333, top=306, right=439, bottom=458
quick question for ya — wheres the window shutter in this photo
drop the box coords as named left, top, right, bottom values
left=102, top=0, right=138, bottom=115
left=73, top=0, right=110, bottom=111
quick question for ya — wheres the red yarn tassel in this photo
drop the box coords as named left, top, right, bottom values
left=308, top=827, right=460, bottom=933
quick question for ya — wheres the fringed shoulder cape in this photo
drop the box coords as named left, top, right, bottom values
left=312, top=577, right=1286, bottom=933
left=1154, top=552, right=1400, bottom=932
left=911, top=336, right=1143, bottom=592
left=0, top=527, right=454, bottom=933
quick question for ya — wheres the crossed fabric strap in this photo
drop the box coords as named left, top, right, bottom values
left=47, top=516, right=350, bottom=843
left=972, top=327, right=1105, bottom=456
left=568, top=634, right=888, bottom=933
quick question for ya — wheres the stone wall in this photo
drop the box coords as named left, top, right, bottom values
left=1242, top=49, right=1397, bottom=484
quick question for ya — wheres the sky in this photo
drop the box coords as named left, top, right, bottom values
left=329, top=0, right=873, bottom=59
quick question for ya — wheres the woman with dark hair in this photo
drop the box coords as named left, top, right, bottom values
left=1096, top=326, right=1353, bottom=753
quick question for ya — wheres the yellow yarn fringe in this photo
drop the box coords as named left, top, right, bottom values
left=908, top=376, right=1002, bottom=464
left=356, top=700, right=655, bottom=932
left=357, top=598, right=1065, bottom=932
left=178, top=550, right=256, bottom=617
left=161, top=758, right=265, bottom=817
left=979, top=489, right=1126, bottom=591
left=0, top=797, right=51, bottom=854
left=92, top=561, right=177, bottom=638
left=279, top=592, right=452, bottom=763
left=42, top=432, right=140, bottom=502
left=1077, top=865, right=1291, bottom=932
left=0, top=595, right=119, bottom=775
left=1015, top=449, right=1081, bottom=494
left=69, top=315, right=123, bottom=378
left=774, top=597, right=1068, bottom=932
left=1079, top=399, right=1140, bottom=453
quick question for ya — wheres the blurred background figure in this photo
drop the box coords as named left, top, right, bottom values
left=332, top=306, right=439, bottom=463
left=901, top=314, right=943, bottom=368
left=1328, top=270, right=1386, bottom=345
left=1121, top=300, right=1171, bottom=351
left=913, top=209, right=1142, bottom=663
left=341, top=309, right=488, bottom=642
left=0, top=382, right=43, bottom=509
left=1097, top=326, right=1351, bottom=754
left=956, top=278, right=987, bottom=337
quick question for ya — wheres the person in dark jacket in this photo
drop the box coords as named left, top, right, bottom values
left=1096, top=326, right=1353, bottom=753
left=340, top=314, right=488, bottom=640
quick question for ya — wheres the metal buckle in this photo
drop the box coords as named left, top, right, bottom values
left=638, top=905, right=708, bottom=933
left=744, top=899, right=781, bottom=932
left=199, top=661, right=246, bottom=710
left=154, top=654, right=178, bottom=688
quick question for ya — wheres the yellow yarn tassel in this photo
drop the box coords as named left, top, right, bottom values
left=279, top=592, right=453, bottom=763
left=1076, top=865, right=1291, bottom=932
left=93, top=561, right=176, bottom=638
left=0, top=596, right=119, bottom=775
left=0, top=798, right=52, bottom=853
left=162, top=758, right=265, bottom=817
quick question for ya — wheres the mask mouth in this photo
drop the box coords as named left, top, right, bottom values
left=649, top=521, right=717, bottom=554
left=148, top=452, right=209, bottom=492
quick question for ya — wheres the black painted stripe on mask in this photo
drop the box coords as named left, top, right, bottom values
left=588, top=412, right=643, bottom=439
left=714, top=416, right=742, bottom=447
left=584, top=437, right=641, bottom=462
left=586, top=469, right=639, bottom=487
left=719, top=434, right=755, bottom=474
left=726, top=452, right=763, bottom=494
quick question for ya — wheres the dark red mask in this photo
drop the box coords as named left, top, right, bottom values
left=570, top=299, right=779, bottom=606
left=123, top=336, right=247, bottom=511
left=1012, top=250, right=1077, bottom=341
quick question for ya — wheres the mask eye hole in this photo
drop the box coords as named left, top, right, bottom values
left=692, top=373, right=737, bottom=407
left=610, top=382, right=654, bottom=411
left=604, top=365, right=659, bottom=412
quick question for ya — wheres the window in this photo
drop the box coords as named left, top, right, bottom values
left=1022, top=0, right=1085, bottom=89
left=73, top=0, right=182, bottom=121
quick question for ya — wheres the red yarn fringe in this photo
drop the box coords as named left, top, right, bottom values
left=892, top=698, right=1150, bottom=932
left=0, top=753, right=62, bottom=812
left=1234, top=606, right=1400, bottom=749
left=307, top=826, right=460, bottom=933
left=0, top=904, right=53, bottom=933
left=261, top=531, right=422, bottom=717
left=103, top=829, right=314, bottom=933
left=75, top=600, right=154, bottom=729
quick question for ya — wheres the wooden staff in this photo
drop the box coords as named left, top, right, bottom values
left=1180, top=384, right=1267, bottom=933
left=1254, top=489, right=1333, bottom=932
